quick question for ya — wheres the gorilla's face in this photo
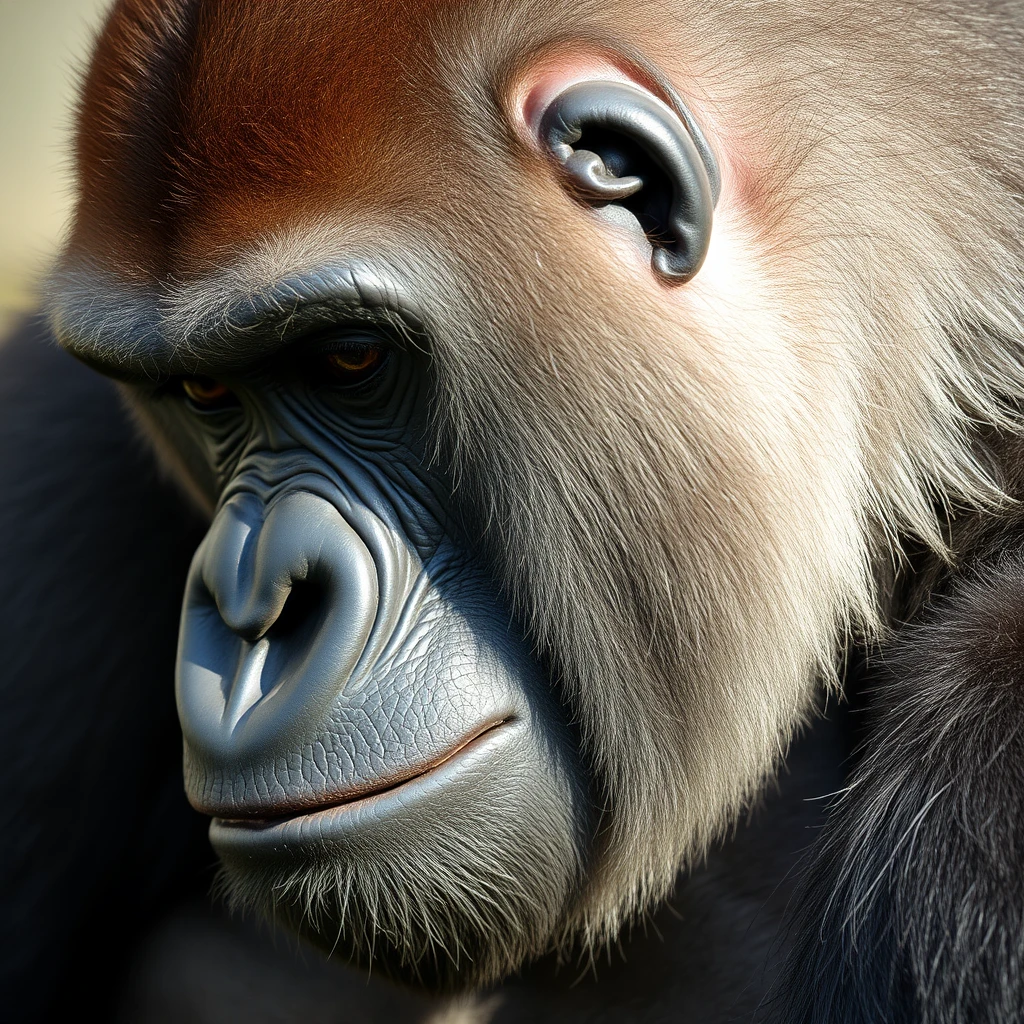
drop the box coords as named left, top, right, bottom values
left=137, top=62, right=726, bottom=984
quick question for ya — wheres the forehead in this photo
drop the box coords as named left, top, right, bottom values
left=73, top=0, right=474, bottom=278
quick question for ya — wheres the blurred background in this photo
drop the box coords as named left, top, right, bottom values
left=1, top=1, right=110, bottom=335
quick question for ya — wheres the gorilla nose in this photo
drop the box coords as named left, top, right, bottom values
left=176, top=490, right=379, bottom=759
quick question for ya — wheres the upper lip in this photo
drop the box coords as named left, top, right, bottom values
left=212, top=717, right=512, bottom=826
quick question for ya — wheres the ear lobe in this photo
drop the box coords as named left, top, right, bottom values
left=539, top=80, right=717, bottom=284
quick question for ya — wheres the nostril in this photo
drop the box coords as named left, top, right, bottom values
left=268, top=578, right=326, bottom=641
left=178, top=489, right=381, bottom=756
left=254, top=578, right=330, bottom=705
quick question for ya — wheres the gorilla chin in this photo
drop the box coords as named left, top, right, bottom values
left=208, top=718, right=586, bottom=989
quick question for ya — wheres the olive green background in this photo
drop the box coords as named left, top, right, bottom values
left=0, top=0, right=110, bottom=334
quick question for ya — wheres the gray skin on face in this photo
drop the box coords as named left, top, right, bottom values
left=141, top=331, right=590, bottom=985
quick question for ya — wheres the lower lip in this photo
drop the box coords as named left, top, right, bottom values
left=209, top=720, right=514, bottom=856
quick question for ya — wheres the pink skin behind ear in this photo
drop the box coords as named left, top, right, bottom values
left=512, top=51, right=664, bottom=142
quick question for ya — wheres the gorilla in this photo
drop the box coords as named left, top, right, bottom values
left=3, top=0, right=1024, bottom=1021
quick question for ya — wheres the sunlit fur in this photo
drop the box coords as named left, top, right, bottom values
left=50, top=0, right=1024, bottom=984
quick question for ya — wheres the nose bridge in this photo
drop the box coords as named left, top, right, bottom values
left=177, top=484, right=380, bottom=760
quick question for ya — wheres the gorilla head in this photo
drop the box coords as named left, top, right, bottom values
left=47, top=0, right=1024, bottom=992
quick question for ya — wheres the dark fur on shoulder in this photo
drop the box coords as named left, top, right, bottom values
left=0, top=318, right=208, bottom=1023
left=770, top=539, right=1024, bottom=1023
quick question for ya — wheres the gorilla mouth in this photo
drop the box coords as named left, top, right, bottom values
left=212, top=716, right=513, bottom=833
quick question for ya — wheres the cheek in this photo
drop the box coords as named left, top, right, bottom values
left=544, top=193, right=863, bottom=512
left=542, top=185, right=800, bottom=406
left=680, top=217, right=802, bottom=388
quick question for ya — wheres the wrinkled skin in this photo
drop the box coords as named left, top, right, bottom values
left=159, top=337, right=589, bottom=984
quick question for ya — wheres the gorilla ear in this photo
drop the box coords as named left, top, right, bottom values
left=539, top=81, right=718, bottom=284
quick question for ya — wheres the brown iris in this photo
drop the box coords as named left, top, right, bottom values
left=322, top=342, right=386, bottom=386
left=181, top=376, right=235, bottom=409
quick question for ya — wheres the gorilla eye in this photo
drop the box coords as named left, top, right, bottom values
left=181, top=376, right=238, bottom=411
left=316, top=337, right=389, bottom=388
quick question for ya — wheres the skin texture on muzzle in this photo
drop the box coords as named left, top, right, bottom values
left=164, top=338, right=590, bottom=985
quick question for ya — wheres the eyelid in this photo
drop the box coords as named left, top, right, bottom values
left=310, top=333, right=387, bottom=354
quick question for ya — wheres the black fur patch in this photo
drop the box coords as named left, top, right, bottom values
left=0, top=318, right=208, bottom=1022
left=769, top=553, right=1024, bottom=1023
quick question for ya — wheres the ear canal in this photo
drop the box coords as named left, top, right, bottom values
left=539, top=80, right=717, bottom=284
